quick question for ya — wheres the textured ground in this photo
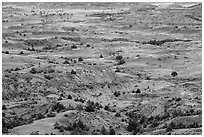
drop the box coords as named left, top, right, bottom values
left=2, top=2, right=202, bottom=135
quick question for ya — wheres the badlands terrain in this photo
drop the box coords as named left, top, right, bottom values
left=2, top=2, right=202, bottom=135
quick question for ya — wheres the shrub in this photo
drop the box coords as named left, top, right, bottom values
left=30, top=131, right=40, bottom=135
left=133, top=128, right=140, bottom=135
left=78, top=57, right=83, bottom=62
left=116, top=55, right=123, bottom=60
left=109, top=127, right=116, bottom=135
left=67, top=95, right=72, bottom=99
left=52, top=102, right=66, bottom=113
left=145, top=76, right=151, bottom=80
left=19, top=51, right=24, bottom=55
left=101, top=126, right=107, bottom=135
left=85, top=104, right=95, bottom=112
left=5, top=51, right=9, bottom=54
left=14, top=67, right=20, bottom=71
left=115, top=112, right=121, bottom=117
left=2, top=127, right=9, bottom=134
left=47, top=112, right=56, bottom=118
left=139, top=115, right=147, bottom=124
left=35, top=113, right=45, bottom=120
left=171, top=71, right=178, bottom=77
left=71, top=69, right=76, bottom=74
left=71, top=45, right=77, bottom=49
left=44, top=74, right=53, bottom=80
left=2, top=104, right=7, bottom=110
left=117, top=59, right=125, bottom=65
left=150, top=120, right=160, bottom=128
left=175, top=97, right=181, bottom=102
left=127, top=118, right=140, bottom=132
left=47, top=68, right=55, bottom=73
left=30, top=68, right=37, bottom=74
left=63, top=60, right=70, bottom=64
left=113, top=91, right=120, bottom=97
left=100, top=54, right=103, bottom=58
left=104, top=105, right=110, bottom=111
left=136, top=89, right=141, bottom=93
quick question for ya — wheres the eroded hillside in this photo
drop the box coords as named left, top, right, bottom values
left=2, top=2, right=202, bottom=135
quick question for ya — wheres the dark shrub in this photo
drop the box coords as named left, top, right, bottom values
left=2, top=127, right=9, bottom=134
left=30, top=68, right=37, bottom=74
left=95, top=102, right=103, bottom=110
left=71, top=69, right=76, bottom=74
left=168, top=122, right=176, bottom=129
left=63, top=60, right=70, bottom=64
left=47, top=112, right=56, bottom=118
left=30, top=131, right=40, bottom=135
left=175, top=97, right=181, bottom=102
left=52, top=102, right=66, bottom=113
left=65, top=123, right=74, bottom=131
left=116, top=55, right=123, bottom=60
left=5, top=51, right=9, bottom=54
left=109, top=127, right=116, bottom=135
left=171, top=71, right=178, bottom=77
left=101, top=126, right=107, bottom=135
left=136, top=89, right=141, bottom=93
left=35, top=113, right=45, bottom=120
left=104, top=105, right=110, bottom=111
left=14, top=67, right=20, bottom=71
left=19, top=51, right=24, bottom=55
left=2, top=105, right=7, bottom=110
left=139, top=115, right=147, bottom=124
left=145, top=76, right=151, bottom=80
left=100, top=55, right=103, bottom=58
left=47, top=68, right=55, bottom=73
left=44, top=74, right=53, bottom=80
left=150, top=120, right=159, bottom=128
left=115, top=112, right=121, bottom=117
left=85, top=104, right=95, bottom=112
left=67, top=95, right=72, bottom=99
left=127, top=118, right=140, bottom=132
left=133, top=128, right=140, bottom=135
left=113, top=91, right=120, bottom=97
left=78, top=57, right=83, bottom=62
left=117, top=59, right=125, bottom=65
left=71, top=45, right=77, bottom=49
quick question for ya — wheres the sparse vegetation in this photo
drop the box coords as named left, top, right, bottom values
left=2, top=2, right=202, bottom=135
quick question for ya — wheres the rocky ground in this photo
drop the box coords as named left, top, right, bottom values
left=2, top=2, right=202, bottom=135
